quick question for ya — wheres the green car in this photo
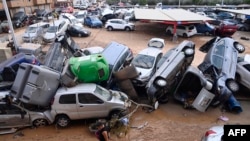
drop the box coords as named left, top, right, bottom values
left=69, top=54, right=109, bottom=83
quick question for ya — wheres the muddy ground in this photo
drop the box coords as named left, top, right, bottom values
left=1, top=22, right=250, bottom=141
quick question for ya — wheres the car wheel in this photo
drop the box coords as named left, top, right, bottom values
left=78, top=33, right=82, bottom=37
left=125, top=27, right=130, bottom=31
left=33, top=119, right=48, bottom=127
left=107, top=26, right=113, bottom=31
left=166, top=30, right=171, bottom=35
left=234, top=42, right=245, bottom=53
left=184, top=48, right=194, bottom=57
left=205, top=31, right=209, bottom=36
left=158, top=94, right=169, bottom=104
left=183, top=33, right=188, bottom=38
left=56, top=115, right=70, bottom=128
left=109, top=110, right=123, bottom=119
left=226, top=79, right=239, bottom=92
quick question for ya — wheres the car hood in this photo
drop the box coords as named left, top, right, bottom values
left=43, top=32, right=56, bottom=39
left=110, top=90, right=129, bottom=104
left=73, top=23, right=83, bottom=28
left=136, top=67, right=152, bottom=81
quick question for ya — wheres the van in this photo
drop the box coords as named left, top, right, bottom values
left=101, top=41, right=133, bottom=89
left=50, top=83, right=130, bottom=128
left=22, top=22, right=50, bottom=43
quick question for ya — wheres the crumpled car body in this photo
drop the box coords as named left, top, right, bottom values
left=198, top=37, right=245, bottom=107
left=146, top=40, right=195, bottom=104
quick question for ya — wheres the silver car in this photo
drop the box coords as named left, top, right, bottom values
left=0, top=101, right=52, bottom=134
left=22, top=22, right=49, bottom=43
left=50, top=83, right=131, bottom=128
left=132, top=38, right=164, bottom=87
left=236, top=54, right=250, bottom=91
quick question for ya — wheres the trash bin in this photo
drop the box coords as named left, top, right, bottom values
left=192, top=88, right=215, bottom=112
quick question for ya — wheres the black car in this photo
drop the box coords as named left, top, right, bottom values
left=12, top=11, right=28, bottom=28
left=146, top=40, right=195, bottom=105
left=67, top=26, right=91, bottom=37
left=198, top=37, right=245, bottom=106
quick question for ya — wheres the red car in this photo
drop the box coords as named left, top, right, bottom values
left=210, top=20, right=237, bottom=37
left=62, top=6, right=74, bottom=13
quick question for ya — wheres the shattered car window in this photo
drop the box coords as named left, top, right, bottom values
left=132, top=54, right=155, bottom=69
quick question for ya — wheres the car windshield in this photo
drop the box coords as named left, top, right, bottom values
left=47, top=26, right=57, bottom=33
left=26, top=27, right=37, bottom=33
left=94, top=85, right=112, bottom=101
left=90, top=16, right=98, bottom=21
left=132, top=54, right=155, bottom=69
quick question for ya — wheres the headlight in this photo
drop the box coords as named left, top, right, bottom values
left=155, top=79, right=167, bottom=87
left=16, top=23, right=20, bottom=26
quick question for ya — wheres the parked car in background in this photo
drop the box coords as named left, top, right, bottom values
left=210, top=19, right=238, bottom=37
left=201, top=125, right=224, bottom=141
left=43, top=20, right=70, bottom=43
left=50, top=83, right=130, bottom=128
left=146, top=40, right=195, bottom=105
left=12, top=11, right=28, bottom=28
left=105, top=19, right=135, bottom=31
left=73, top=10, right=87, bottom=25
left=198, top=37, right=245, bottom=106
left=166, top=25, right=197, bottom=38
left=217, top=12, right=235, bottom=20
left=67, top=25, right=91, bottom=37
left=132, top=38, right=164, bottom=87
left=22, top=22, right=50, bottom=43
left=101, top=41, right=133, bottom=89
left=1, top=20, right=10, bottom=33
left=34, top=9, right=47, bottom=21
left=0, top=101, right=52, bottom=134
left=223, top=19, right=247, bottom=31
left=194, top=22, right=215, bottom=35
left=60, top=13, right=83, bottom=28
left=84, top=16, right=103, bottom=28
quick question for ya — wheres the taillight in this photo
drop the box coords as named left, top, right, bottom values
left=205, top=130, right=216, bottom=137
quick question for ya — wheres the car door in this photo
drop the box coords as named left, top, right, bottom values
left=116, top=20, right=124, bottom=30
left=0, top=104, right=30, bottom=128
left=77, top=93, right=107, bottom=119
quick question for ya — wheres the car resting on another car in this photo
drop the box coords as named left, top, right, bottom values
left=198, top=37, right=245, bottom=113
left=132, top=38, right=164, bottom=87
left=146, top=40, right=195, bottom=107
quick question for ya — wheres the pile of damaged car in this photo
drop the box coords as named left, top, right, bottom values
left=0, top=34, right=248, bottom=135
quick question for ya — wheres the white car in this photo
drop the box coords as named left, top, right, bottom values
left=166, top=25, right=197, bottom=37
left=132, top=38, right=164, bottom=86
left=73, top=10, right=87, bottom=25
left=50, top=83, right=131, bottom=128
left=43, top=20, right=69, bottom=43
left=201, top=125, right=224, bottom=141
left=59, top=13, right=83, bottom=28
left=105, top=19, right=135, bottom=31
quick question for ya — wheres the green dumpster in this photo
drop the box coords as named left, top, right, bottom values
left=69, top=54, right=109, bottom=83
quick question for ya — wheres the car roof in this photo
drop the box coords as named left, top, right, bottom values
left=56, top=83, right=97, bottom=94
left=108, top=19, right=124, bottom=22
left=29, top=22, right=49, bottom=27
left=102, top=41, right=129, bottom=65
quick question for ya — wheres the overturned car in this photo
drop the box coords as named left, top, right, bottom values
left=146, top=40, right=195, bottom=106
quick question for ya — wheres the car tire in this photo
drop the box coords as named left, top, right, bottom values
left=226, top=79, right=239, bottom=92
left=56, top=115, right=70, bottom=128
left=183, top=33, right=188, bottom=38
left=125, top=27, right=130, bottom=31
left=33, top=119, right=48, bottom=127
left=234, top=42, right=245, bottom=53
left=166, top=30, right=171, bottom=35
left=107, top=26, right=113, bottom=31
left=78, top=33, right=82, bottom=37
left=184, top=48, right=194, bottom=57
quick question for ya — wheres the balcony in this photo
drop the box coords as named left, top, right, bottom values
left=7, top=0, right=24, bottom=8
left=34, top=0, right=46, bottom=5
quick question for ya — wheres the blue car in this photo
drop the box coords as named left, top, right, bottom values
left=84, top=16, right=103, bottom=28
left=195, top=22, right=215, bottom=35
